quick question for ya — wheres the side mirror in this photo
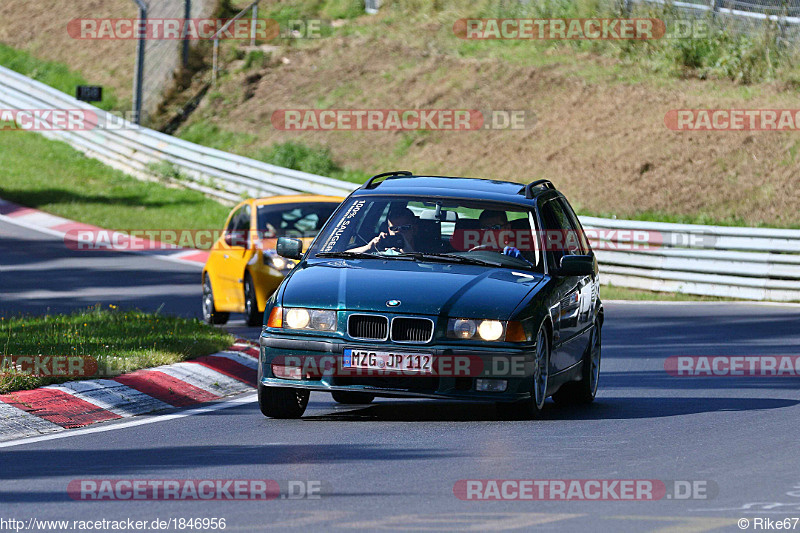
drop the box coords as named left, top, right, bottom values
left=276, top=237, right=303, bottom=260
left=558, top=254, right=594, bottom=277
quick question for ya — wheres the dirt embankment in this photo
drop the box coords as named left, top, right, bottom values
left=186, top=30, right=799, bottom=227
left=0, top=0, right=137, bottom=100
left=2, top=1, right=798, bottom=226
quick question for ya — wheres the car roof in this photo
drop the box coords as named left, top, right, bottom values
left=252, top=194, right=344, bottom=206
left=351, top=175, right=559, bottom=205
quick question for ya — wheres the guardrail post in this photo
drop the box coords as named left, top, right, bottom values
left=131, top=0, right=147, bottom=125
left=212, top=0, right=260, bottom=85
left=251, top=4, right=259, bottom=47
left=212, top=38, right=219, bottom=85
left=183, top=0, right=191, bottom=68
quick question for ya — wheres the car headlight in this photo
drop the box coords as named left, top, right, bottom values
left=451, top=319, right=477, bottom=339
left=447, top=318, right=527, bottom=342
left=270, top=307, right=337, bottom=332
left=477, top=320, right=504, bottom=341
left=263, top=250, right=295, bottom=272
left=285, top=308, right=311, bottom=329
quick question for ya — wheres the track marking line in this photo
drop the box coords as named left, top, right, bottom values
left=0, top=392, right=257, bottom=449
left=605, top=300, right=800, bottom=307
left=0, top=210, right=203, bottom=269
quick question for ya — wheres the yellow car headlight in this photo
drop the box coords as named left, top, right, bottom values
left=263, top=250, right=294, bottom=272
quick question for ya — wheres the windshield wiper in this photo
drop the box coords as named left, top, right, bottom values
left=394, top=252, right=503, bottom=267
left=314, top=251, right=382, bottom=259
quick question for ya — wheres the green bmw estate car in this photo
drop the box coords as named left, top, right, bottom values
left=258, top=172, right=603, bottom=419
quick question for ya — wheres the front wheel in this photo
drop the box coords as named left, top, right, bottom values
left=496, top=322, right=549, bottom=420
left=258, top=383, right=309, bottom=419
left=243, top=274, right=261, bottom=327
left=552, top=319, right=601, bottom=406
left=202, top=276, right=229, bottom=325
left=331, top=391, right=375, bottom=404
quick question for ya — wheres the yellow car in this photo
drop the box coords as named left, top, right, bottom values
left=202, top=195, right=343, bottom=326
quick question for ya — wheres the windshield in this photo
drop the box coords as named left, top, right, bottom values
left=309, top=196, right=543, bottom=271
left=257, top=202, right=340, bottom=240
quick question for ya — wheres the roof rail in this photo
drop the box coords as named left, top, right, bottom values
left=522, top=179, right=555, bottom=199
left=361, top=170, right=413, bottom=189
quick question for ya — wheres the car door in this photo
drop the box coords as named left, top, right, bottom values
left=558, top=197, right=597, bottom=348
left=205, top=206, right=238, bottom=311
left=539, top=198, right=586, bottom=371
left=216, top=202, right=253, bottom=309
left=225, top=202, right=256, bottom=309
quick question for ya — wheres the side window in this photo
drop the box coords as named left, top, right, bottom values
left=237, top=204, right=251, bottom=232
left=539, top=199, right=581, bottom=271
left=225, top=210, right=238, bottom=234
left=226, top=204, right=250, bottom=247
left=557, top=198, right=590, bottom=255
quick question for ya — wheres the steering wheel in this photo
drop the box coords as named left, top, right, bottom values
left=350, top=233, right=370, bottom=246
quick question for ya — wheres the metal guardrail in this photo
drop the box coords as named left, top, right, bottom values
left=0, top=65, right=798, bottom=301
left=0, top=65, right=357, bottom=202
left=634, top=0, right=800, bottom=23
left=581, top=217, right=800, bottom=301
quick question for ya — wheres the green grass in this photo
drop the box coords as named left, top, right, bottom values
left=0, top=307, right=234, bottom=394
left=396, top=0, right=799, bottom=86
left=0, top=131, right=231, bottom=233
left=179, top=123, right=369, bottom=184
left=261, top=0, right=800, bottom=87
left=0, top=43, right=119, bottom=112
left=600, top=284, right=734, bottom=302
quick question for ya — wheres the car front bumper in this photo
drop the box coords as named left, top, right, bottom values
left=259, top=333, right=537, bottom=403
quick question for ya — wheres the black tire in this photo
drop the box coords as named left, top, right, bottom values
left=202, top=276, right=229, bottom=325
left=243, top=274, right=261, bottom=327
left=331, top=391, right=375, bottom=404
left=258, top=383, right=309, bottom=419
left=496, top=322, right=550, bottom=420
left=552, top=319, right=602, bottom=406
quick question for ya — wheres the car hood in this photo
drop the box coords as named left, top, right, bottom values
left=281, top=259, right=544, bottom=318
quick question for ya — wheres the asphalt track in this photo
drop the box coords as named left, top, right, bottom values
left=0, top=217, right=258, bottom=338
left=2, top=217, right=800, bottom=532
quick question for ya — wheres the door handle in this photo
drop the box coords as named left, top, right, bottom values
left=224, top=254, right=229, bottom=259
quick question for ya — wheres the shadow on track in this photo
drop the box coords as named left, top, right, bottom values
left=602, top=370, right=800, bottom=390
left=299, top=395, right=799, bottom=422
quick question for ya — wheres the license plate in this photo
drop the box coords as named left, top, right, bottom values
left=343, top=349, right=432, bottom=374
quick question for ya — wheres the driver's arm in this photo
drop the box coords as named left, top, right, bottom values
left=348, top=232, right=387, bottom=253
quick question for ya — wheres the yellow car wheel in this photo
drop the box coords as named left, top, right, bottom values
left=244, top=274, right=261, bottom=327
left=202, top=276, right=229, bottom=325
